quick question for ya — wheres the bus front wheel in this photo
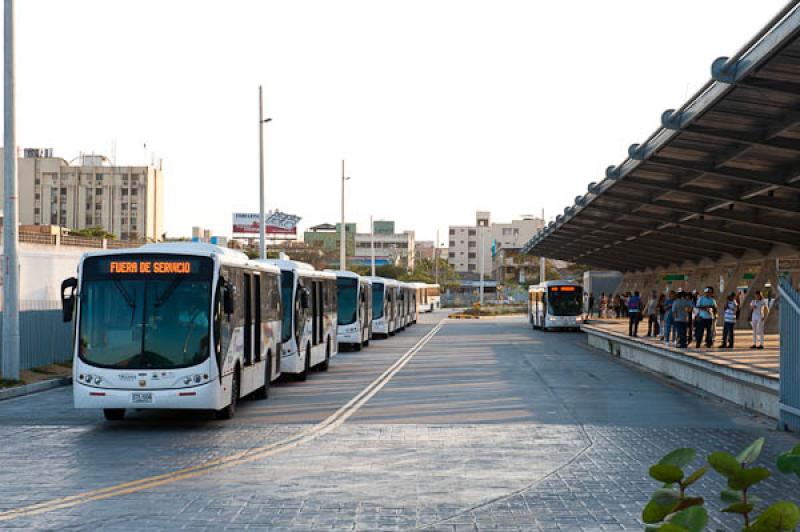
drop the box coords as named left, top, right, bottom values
left=216, top=370, right=239, bottom=420
left=296, top=346, right=311, bottom=381
left=103, top=408, right=125, bottom=421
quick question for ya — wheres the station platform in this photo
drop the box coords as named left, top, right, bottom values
left=581, top=319, right=780, bottom=418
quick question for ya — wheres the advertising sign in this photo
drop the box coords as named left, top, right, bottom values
left=232, top=211, right=301, bottom=235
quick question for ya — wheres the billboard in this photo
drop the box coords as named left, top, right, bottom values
left=232, top=211, right=301, bottom=236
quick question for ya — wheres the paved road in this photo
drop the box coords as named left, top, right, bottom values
left=0, top=312, right=797, bottom=531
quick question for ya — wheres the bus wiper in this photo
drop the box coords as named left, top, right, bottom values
left=113, top=279, right=136, bottom=309
left=155, top=277, right=184, bottom=307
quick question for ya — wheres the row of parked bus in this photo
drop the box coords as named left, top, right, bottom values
left=60, top=243, right=440, bottom=421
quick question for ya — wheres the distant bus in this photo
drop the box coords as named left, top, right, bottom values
left=63, top=243, right=283, bottom=421
left=411, top=283, right=441, bottom=313
left=397, top=282, right=416, bottom=330
left=528, top=280, right=584, bottom=331
left=330, top=270, right=372, bottom=351
left=367, top=276, right=399, bottom=337
left=260, top=259, right=337, bottom=380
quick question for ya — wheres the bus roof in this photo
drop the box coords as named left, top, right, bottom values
left=326, top=269, right=361, bottom=280
left=364, top=276, right=398, bottom=287
left=259, top=259, right=335, bottom=280
left=77, top=243, right=280, bottom=274
left=529, top=280, right=582, bottom=292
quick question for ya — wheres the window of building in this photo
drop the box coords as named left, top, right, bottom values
left=34, top=208, right=40, bottom=216
left=95, top=174, right=102, bottom=181
left=468, top=252, right=476, bottom=259
left=51, top=214, right=58, bottom=225
left=502, top=228, right=512, bottom=235
left=122, top=189, right=128, bottom=196
left=34, top=193, right=40, bottom=200
left=468, top=264, right=476, bottom=271
left=95, top=188, right=102, bottom=195
left=448, top=252, right=455, bottom=258
left=449, top=229, right=455, bottom=235
left=468, top=241, right=476, bottom=247
left=468, top=229, right=476, bottom=236
left=131, top=188, right=138, bottom=196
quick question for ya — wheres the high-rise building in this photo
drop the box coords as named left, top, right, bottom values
left=3, top=149, right=164, bottom=241
left=448, top=211, right=543, bottom=275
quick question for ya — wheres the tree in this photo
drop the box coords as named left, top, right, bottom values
left=70, top=227, right=116, bottom=240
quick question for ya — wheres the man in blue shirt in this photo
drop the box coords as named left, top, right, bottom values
left=671, top=291, right=693, bottom=348
left=694, top=287, right=718, bottom=349
left=627, top=291, right=642, bottom=337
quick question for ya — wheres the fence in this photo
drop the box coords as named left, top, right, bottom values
left=0, top=300, right=73, bottom=374
left=778, top=276, right=800, bottom=432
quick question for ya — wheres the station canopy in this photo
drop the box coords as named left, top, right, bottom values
left=522, top=3, right=800, bottom=272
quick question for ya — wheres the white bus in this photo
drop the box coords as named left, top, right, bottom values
left=330, top=270, right=372, bottom=351
left=398, top=282, right=416, bottom=329
left=413, top=283, right=441, bottom=313
left=62, top=243, right=283, bottom=421
left=367, top=276, right=399, bottom=337
left=528, top=280, right=584, bottom=331
left=262, top=259, right=337, bottom=381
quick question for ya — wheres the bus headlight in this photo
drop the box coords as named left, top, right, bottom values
left=183, top=377, right=192, bottom=385
left=94, top=376, right=103, bottom=385
left=194, top=375, right=202, bottom=384
left=84, top=374, right=92, bottom=383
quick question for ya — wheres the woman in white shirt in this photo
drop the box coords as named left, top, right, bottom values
left=750, top=290, right=767, bottom=349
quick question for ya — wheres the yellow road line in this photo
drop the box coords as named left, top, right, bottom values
left=0, top=320, right=445, bottom=522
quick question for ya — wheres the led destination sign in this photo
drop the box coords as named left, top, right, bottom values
left=108, top=261, right=193, bottom=274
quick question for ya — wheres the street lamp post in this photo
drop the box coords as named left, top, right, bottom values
left=2, top=0, right=20, bottom=380
left=340, top=160, right=350, bottom=270
left=258, top=86, right=272, bottom=260
left=370, top=215, right=376, bottom=276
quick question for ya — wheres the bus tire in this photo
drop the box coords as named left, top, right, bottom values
left=296, top=345, right=311, bottom=381
left=103, top=408, right=125, bottom=421
left=254, top=352, right=271, bottom=400
left=319, top=341, right=331, bottom=371
left=354, top=341, right=362, bottom=352
left=216, top=369, right=239, bottom=420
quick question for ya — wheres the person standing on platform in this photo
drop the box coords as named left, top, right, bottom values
left=599, top=293, right=608, bottom=318
left=645, top=290, right=660, bottom=337
left=672, top=291, right=692, bottom=348
left=694, top=287, right=717, bottom=349
left=627, top=291, right=643, bottom=337
left=720, top=292, right=738, bottom=349
left=662, top=290, right=676, bottom=345
left=750, top=290, right=768, bottom=349
left=588, top=293, right=595, bottom=320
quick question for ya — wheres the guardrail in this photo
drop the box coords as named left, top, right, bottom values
left=15, top=231, right=142, bottom=250
left=777, top=276, right=800, bottom=431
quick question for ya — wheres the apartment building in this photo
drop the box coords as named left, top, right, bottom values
left=2, top=149, right=164, bottom=241
left=353, top=220, right=415, bottom=269
left=448, top=211, right=543, bottom=275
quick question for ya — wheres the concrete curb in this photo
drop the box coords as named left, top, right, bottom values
left=0, top=376, right=72, bottom=401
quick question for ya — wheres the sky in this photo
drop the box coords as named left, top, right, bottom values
left=4, top=0, right=789, bottom=243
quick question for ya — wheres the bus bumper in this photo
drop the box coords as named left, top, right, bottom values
left=73, top=379, right=223, bottom=410
left=372, top=318, right=388, bottom=336
left=337, top=324, right=362, bottom=345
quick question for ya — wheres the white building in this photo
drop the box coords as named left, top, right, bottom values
left=448, top=211, right=543, bottom=275
left=353, top=220, right=415, bottom=269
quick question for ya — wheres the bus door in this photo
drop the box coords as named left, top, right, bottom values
left=253, top=273, right=262, bottom=363
left=311, top=280, right=319, bottom=346
left=243, top=273, right=253, bottom=366
left=317, top=280, right=324, bottom=345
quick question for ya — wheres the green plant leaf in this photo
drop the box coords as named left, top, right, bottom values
left=776, top=453, right=800, bottom=476
left=747, top=501, right=800, bottom=532
left=643, top=499, right=672, bottom=524
left=709, top=451, right=742, bottom=478
left=659, top=524, right=688, bottom=532
left=652, top=488, right=682, bottom=507
left=721, top=488, right=744, bottom=504
left=682, top=467, right=707, bottom=488
left=722, top=502, right=754, bottom=515
left=728, top=466, right=771, bottom=490
left=650, top=464, right=684, bottom=484
left=737, top=437, right=765, bottom=465
left=791, top=444, right=800, bottom=455
left=667, top=506, right=708, bottom=532
left=660, top=448, right=697, bottom=468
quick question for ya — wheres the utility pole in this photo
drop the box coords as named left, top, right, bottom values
left=370, top=215, right=376, bottom=276
left=2, top=0, right=20, bottom=380
left=340, top=160, right=349, bottom=270
left=479, top=225, right=485, bottom=306
left=257, top=86, right=272, bottom=259
left=540, top=208, right=546, bottom=284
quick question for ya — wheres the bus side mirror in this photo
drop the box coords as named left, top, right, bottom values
left=61, top=277, right=78, bottom=322
left=223, top=282, right=235, bottom=315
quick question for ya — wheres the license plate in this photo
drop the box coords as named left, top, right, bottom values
left=131, top=392, right=153, bottom=404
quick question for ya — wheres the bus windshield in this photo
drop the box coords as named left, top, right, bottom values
left=280, top=271, right=294, bottom=343
left=337, top=277, right=358, bottom=326
left=372, top=283, right=384, bottom=319
left=78, top=255, right=212, bottom=370
left=548, top=286, right=583, bottom=316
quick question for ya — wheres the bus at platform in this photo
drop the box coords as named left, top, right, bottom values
left=261, top=259, right=338, bottom=381
left=528, top=280, right=584, bottom=331
left=368, top=276, right=399, bottom=337
left=330, top=270, right=372, bottom=351
left=63, top=243, right=283, bottom=421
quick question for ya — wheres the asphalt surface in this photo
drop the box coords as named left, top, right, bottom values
left=0, top=311, right=797, bottom=531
